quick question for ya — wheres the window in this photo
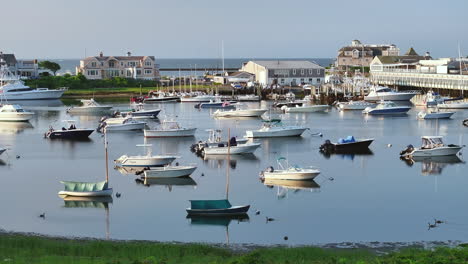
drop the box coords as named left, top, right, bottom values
left=127, top=70, right=132, bottom=77
left=309, top=69, right=312, bottom=74
left=280, top=79, right=285, bottom=84
left=128, top=61, right=136, bottom=67
left=145, top=61, right=152, bottom=66
left=91, top=62, right=96, bottom=67
left=120, top=62, right=123, bottom=66
left=301, top=69, right=304, bottom=75
left=317, top=78, right=321, bottom=83
left=136, top=70, right=141, bottom=75
left=316, top=69, right=320, bottom=74
left=101, top=62, right=104, bottom=66
left=87, top=70, right=98, bottom=76
left=292, top=69, right=296, bottom=75
left=300, top=78, right=304, bottom=83
left=121, top=70, right=124, bottom=75
left=109, top=61, right=115, bottom=67
left=309, top=78, right=313, bottom=82
left=144, top=69, right=152, bottom=74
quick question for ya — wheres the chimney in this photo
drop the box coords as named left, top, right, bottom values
left=127, top=51, right=131, bottom=57
left=425, top=51, right=430, bottom=57
left=99, top=51, right=103, bottom=57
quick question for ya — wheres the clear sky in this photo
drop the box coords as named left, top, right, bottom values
left=2, top=0, right=467, bottom=59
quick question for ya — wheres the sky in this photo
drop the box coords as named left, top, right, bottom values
left=1, top=0, right=467, bottom=59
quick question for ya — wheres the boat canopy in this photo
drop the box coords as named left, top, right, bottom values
left=421, top=136, right=444, bottom=149
left=60, top=180, right=109, bottom=192
left=338, top=136, right=356, bottom=144
left=189, top=199, right=232, bottom=209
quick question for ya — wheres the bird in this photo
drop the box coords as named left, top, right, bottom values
left=175, top=162, right=179, bottom=166
left=428, top=222, right=437, bottom=230
left=283, top=236, right=288, bottom=241
left=266, top=217, right=275, bottom=223
left=328, top=177, right=334, bottom=181
left=201, top=173, right=205, bottom=177
left=255, top=210, right=260, bottom=215
left=15, top=155, right=20, bottom=159
left=39, top=213, right=45, bottom=219
left=434, top=219, right=444, bottom=224
left=387, top=144, right=392, bottom=148
left=116, top=192, right=121, bottom=198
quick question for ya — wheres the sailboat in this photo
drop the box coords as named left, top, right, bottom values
left=186, top=128, right=250, bottom=216
left=58, top=131, right=113, bottom=197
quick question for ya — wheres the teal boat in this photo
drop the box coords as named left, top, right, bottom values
left=186, top=199, right=250, bottom=216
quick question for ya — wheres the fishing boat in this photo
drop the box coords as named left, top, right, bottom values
left=58, top=131, right=113, bottom=197
left=119, top=103, right=161, bottom=119
left=144, top=165, right=197, bottom=178
left=400, top=136, right=463, bottom=157
left=190, top=129, right=248, bottom=154
left=45, top=120, right=94, bottom=139
left=67, top=99, right=112, bottom=114
left=436, top=100, right=468, bottom=109
left=195, top=100, right=236, bottom=109
left=212, top=107, right=267, bottom=118
left=336, top=101, right=375, bottom=111
left=0, top=65, right=66, bottom=100
left=364, top=86, right=419, bottom=102
left=319, top=136, right=374, bottom=153
left=417, top=109, right=455, bottom=119
left=0, top=104, right=34, bottom=122
left=260, top=157, right=320, bottom=180
left=202, top=141, right=261, bottom=155
left=114, top=144, right=178, bottom=167
left=143, top=91, right=180, bottom=103
left=281, top=104, right=329, bottom=113
left=273, top=100, right=303, bottom=108
left=180, top=93, right=217, bottom=102
left=144, top=120, right=196, bottom=137
left=362, top=101, right=411, bottom=115
left=419, top=90, right=450, bottom=107
left=245, top=120, right=308, bottom=138
left=98, top=117, right=146, bottom=132
left=263, top=178, right=320, bottom=190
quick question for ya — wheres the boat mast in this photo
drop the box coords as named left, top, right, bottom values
left=104, top=130, right=109, bottom=183
left=226, top=128, right=230, bottom=200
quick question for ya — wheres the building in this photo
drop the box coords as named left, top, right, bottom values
left=0, top=52, right=40, bottom=78
left=336, top=39, right=400, bottom=70
left=212, top=71, right=255, bottom=86
left=76, top=52, right=160, bottom=80
left=240, top=60, right=325, bottom=87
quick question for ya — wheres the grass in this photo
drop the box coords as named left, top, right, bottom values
left=1, top=234, right=468, bottom=263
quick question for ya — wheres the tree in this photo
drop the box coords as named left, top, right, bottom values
left=39, top=61, right=61, bottom=76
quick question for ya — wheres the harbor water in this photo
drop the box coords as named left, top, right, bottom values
left=0, top=99, right=467, bottom=246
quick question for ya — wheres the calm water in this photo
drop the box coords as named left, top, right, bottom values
left=0, top=100, right=467, bottom=246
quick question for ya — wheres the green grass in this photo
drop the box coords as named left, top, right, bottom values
left=1, top=234, right=468, bottom=263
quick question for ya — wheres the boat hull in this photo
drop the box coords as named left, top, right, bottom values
left=1, top=89, right=65, bottom=100
left=46, top=129, right=94, bottom=139
left=67, top=106, right=113, bottom=114
left=213, top=109, right=267, bottom=117
left=410, top=146, right=462, bottom=157
left=180, top=96, right=216, bottom=102
left=284, top=105, right=329, bottom=113
left=203, top=143, right=260, bottom=155
left=144, top=166, right=197, bottom=178
left=418, top=112, right=454, bottom=119
left=144, top=128, right=196, bottom=137
left=437, top=102, right=468, bottom=109
left=263, top=170, right=320, bottom=180
left=186, top=205, right=250, bottom=216
left=116, top=156, right=176, bottom=167
left=245, top=128, right=306, bottom=138
left=364, top=107, right=411, bottom=115
left=0, top=112, right=34, bottom=122
left=58, top=188, right=113, bottom=197
left=104, top=122, right=146, bottom=131
left=124, top=109, right=161, bottom=118
left=337, top=102, right=375, bottom=110
left=144, top=97, right=180, bottom=103
left=334, top=139, right=374, bottom=151
left=364, top=93, right=417, bottom=102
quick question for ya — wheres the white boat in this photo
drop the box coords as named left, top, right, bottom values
left=364, top=86, right=419, bottom=102
left=144, top=165, right=197, bottom=178
left=115, top=144, right=178, bottom=167
left=0, top=147, right=5, bottom=156
left=212, top=107, right=267, bottom=118
left=180, top=94, right=217, bottom=102
left=99, top=117, right=146, bottom=132
left=417, top=110, right=455, bottom=119
left=119, top=103, right=160, bottom=119
left=420, top=91, right=449, bottom=107
left=336, top=101, right=375, bottom=111
left=67, top=99, right=112, bottom=114
left=437, top=100, right=468, bottom=109
left=144, top=91, right=180, bottom=103
left=400, top=136, right=463, bottom=157
left=236, top=94, right=260, bottom=101
left=261, top=157, right=320, bottom=180
left=0, top=104, right=34, bottom=122
left=281, top=104, right=329, bottom=113
left=190, top=129, right=248, bottom=154
left=203, top=142, right=261, bottom=155
left=144, top=120, right=196, bottom=137
left=0, top=65, right=66, bottom=100
left=362, top=101, right=411, bottom=115
left=245, top=121, right=308, bottom=138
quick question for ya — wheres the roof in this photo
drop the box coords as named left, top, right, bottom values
left=250, top=60, right=323, bottom=69
left=229, top=71, right=254, bottom=77
left=404, top=47, right=419, bottom=56
left=375, top=55, right=430, bottom=64
left=82, top=55, right=155, bottom=62
left=0, top=53, right=17, bottom=66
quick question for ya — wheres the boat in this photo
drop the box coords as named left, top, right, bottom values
left=202, top=141, right=261, bottom=155
left=45, top=120, right=94, bottom=139
left=98, top=117, right=146, bottom=132
left=336, top=101, right=375, bottom=111
left=190, top=129, right=248, bottom=154
left=115, top=144, right=178, bottom=167
left=58, top=131, right=113, bottom=197
left=144, top=120, right=196, bottom=138
left=142, top=177, right=197, bottom=187
left=66, top=99, right=112, bottom=114
left=212, top=107, right=267, bottom=118
left=260, top=157, right=320, bottom=180
left=180, top=93, right=217, bottom=102
left=143, top=91, right=180, bottom=103
left=417, top=109, right=455, bottom=119
left=245, top=120, right=308, bottom=138
left=281, top=104, right=329, bottom=113
left=273, top=100, right=303, bottom=108
left=119, top=103, right=161, bottom=119
left=319, top=136, right=374, bottom=153
left=0, top=65, right=66, bottom=100
left=236, top=94, right=260, bottom=102
left=436, top=100, right=468, bottom=109
left=420, top=90, right=449, bottom=107
left=364, top=86, right=419, bottom=101
left=400, top=136, right=463, bottom=158
left=0, top=147, right=5, bottom=156
left=0, top=104, right=34, bottom=122
left=144, top=165, right=197, bottom=178
left=362, top=101, right=411, bottom=115
left=464, top=118, right=468, bottom=127
left=195, top=100, right=236, bottom=109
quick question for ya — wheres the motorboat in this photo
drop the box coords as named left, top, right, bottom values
left=245, top=120, right=308, bottom=138
left=45, top=120, right=94, bottom=139
left=0, top=147, right=5, bottom=156
left=143, top=91, right=180, bottom=103
left=212, top=107, right=267, bottom=118
left=319, top=136, right=374, bottom=153
left=0, top=65, right=66, bottom=100
left=364, top=86, right=419, bottom=102
left=0, top=104, right=34, bottom=121
left=260, top=157, right=320, bottom=180
left=141, top=177, right=197, bottom=187
left=186, top=199, right=250, bottom=216
left=190, top=129, right=248, bottom=154
left=437, top=100, right=468, bottom=109
left=420, top=91, right=449, bottom=107
left=201, top=141, right=261, bottom=155
left=144, top=165, right=197, bottom=178
left=273, top=100, right=303, bottom=108
left=336, top=101, right=375, bottom=111
left=417, top=109, right=455, bottom=119
left=98, top=117, right=146, bottom=132
left=144, top=120, right=196, bottom=138
left=180, top=93, right=217, bottom=102
left=119, top=103, right=161, bottom=119
left=362, top=101, right=411, bottom=115
left=58, top=181, right=113, bottom=197
left=66, top=99, right=112, bottom=114
left=115, top=144, right=178, bottom=167
left=195, top=100, right=236, bottom=109
left=400, top=136, right=463, bottom=158
left=464, top=118, right=468, bottom=127
left=236, top=94, right=260, bottom=101
left=281, top=104, right=329, bottom=113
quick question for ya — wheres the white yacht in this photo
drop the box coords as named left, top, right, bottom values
left=67, top=99, right=113, bottom=114
left=0, top=104, right=34, bottom=122
left=437, top=100, right=468, bottom=109
left=281, top=104, right=329, bottom=113
left=0, top=65, right=65, bottom=100
left=417, top=110, right=454, bottom=119
left=180, top=92, right=217, bottom=102
left=364, top=86, right=419, bottom=102
left=245, top=121, right=308, bottom=138
left=336, top=101, right=375, bottom=111
left=400, top=136, right=463, bottom=157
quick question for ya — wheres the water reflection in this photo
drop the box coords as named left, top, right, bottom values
left=401, top=155, right=465, bottom=175
left=0, top=122, right=34, bottom=135
left=62, top=196, right=113, bottom=208
left=134, top=177, right=197, bottom=192
left=320, top=148, right=374, bottom=161
left=202, top=153, right=259, bottom=170
left=9, top=99, right=64, bottom=107
left=187, top=214, right=250, bottom=245
left=263, top=179, right=320, bottom=199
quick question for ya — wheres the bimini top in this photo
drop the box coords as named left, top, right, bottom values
left=189, top=199, right=232, bottom=209
left=421, top=136, right=443, bottom=139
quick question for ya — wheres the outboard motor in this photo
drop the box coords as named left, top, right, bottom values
left=319, top=139, right=335, bottom=153
left=96, top=122, right=107, bottom=133
left=399, top=144, right=414, bottom=156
